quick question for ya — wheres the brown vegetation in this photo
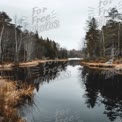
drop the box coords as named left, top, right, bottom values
left=0, top=79, right=34, bottom=122
left=0, top=59, right=69, bottom=69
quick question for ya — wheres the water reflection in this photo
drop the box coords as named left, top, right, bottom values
left=81, top=67, right=122, bottom=121
left=0, top=61, right=69, bottom=91
left=69, top=60, right=80, bottom=67
left=1, top=60, right=122, bottom=122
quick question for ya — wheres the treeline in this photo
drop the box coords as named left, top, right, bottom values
left=67, top=49, right=83, bottom=58
left=0, top=11, right=68, bottom=63
left=83, top=8, right=122, bottom=59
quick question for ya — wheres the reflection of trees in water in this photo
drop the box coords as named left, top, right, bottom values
left=103, top=98, right=122, bottom=121
left=81, top=67, right=122, bottom=121
left=69, top=60, right=80, bottom=67
left=0, top=61, right=69, bottom=121
left=82, top=67, right=99, bottom=108
left=0, top=61, right=69, bottom=91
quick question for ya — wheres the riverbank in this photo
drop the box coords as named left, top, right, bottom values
left=0, top=59, right=69, bottom=70
left=0, top=78, right=34, bottom=122
left=81, top=60, right=122, bottom=75
left=0, top=59, right=69, bottom=121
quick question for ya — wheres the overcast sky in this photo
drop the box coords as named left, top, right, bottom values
left=0, top=0, right=121, bottom=50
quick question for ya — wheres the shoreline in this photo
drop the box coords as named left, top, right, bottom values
left=81, top=61, right=122, bottom=74
left=0, top=59, right=69, bottom=69
left=0, top=79, right=34, bottom=122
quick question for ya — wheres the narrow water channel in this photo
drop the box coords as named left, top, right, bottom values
left=2, top=60, right=122, bottom=122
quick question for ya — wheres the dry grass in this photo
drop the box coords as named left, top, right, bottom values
left=19, top=59, right=68, bottom=67
left=0, top=79, right=34, bottom=122
left=81, top=61, right=122, bottom=75
left=0, top=59, right=69, bottom=68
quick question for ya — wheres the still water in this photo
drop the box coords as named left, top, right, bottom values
left=2, top=60, right=122, bottom=122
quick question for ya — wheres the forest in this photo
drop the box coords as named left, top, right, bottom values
left=0, top=11, right=68, bottom=64
left=83, top=8, right=122, bottom=60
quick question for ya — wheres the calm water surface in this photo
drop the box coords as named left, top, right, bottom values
left=3, top=60, right=122, bottom=122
